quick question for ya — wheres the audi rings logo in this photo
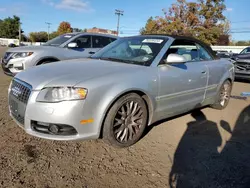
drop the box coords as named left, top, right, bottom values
left=11, top=86, right=22, bottom=97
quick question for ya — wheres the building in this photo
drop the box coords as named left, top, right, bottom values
left=86, top=27, right=118, bottom=36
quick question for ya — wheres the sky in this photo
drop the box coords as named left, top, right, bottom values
left=0, top=0, right=250, bottom=41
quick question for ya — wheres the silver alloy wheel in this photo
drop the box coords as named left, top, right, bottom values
left=113, top=101, right=143, bottom=143
left=220, top=82, right=231, bottom=106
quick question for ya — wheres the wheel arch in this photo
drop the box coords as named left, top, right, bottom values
left=98, top=89, right=155, bottom=138
left=36, top=56, right=60, bottom=65
left=215, top=66, right=234, bottom=94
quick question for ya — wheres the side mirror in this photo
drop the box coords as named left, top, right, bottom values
left=165, top=54, right=187, bottom=64
left=67, top=42, right=77, bottom=48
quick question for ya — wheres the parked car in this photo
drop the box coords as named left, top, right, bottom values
left=215, top=50, right=231, bottom=58
left=1, top=32, right=118, bottom=76
left=8, top=35, right=235, bottom=147
left=8, top=43, right=17, bottom=48
left=230, top=46, right=250, bottom=80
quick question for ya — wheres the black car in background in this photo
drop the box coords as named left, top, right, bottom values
left=8, top=43, right=17, bottom=48
left=231, top=47, right=250, bottom=81
left=216, top=50, right=231, bottom=58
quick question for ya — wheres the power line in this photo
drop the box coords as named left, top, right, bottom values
left=231, top=27, right=250, bottom=31
left=115, top=9, right=124, bottom=36
left=230, top=31, right=250, bottom=34
left=231, top=20, right=250, bottom=24
left=45, top=22, right=52, bottom=40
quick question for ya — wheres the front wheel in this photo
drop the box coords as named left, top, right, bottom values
left=37, top=59, right=57, bottom=66
left=39, top=60, right=52, bottom=65
left=103, top=93, right=148, bottom=147
left=211, top=80, right=232, bottom=110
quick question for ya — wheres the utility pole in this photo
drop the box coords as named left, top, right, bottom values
left=19, top=21, right=21, bottom=46
left=115, top=9, right=124, bottom=36
left=45, top=22, right=52, bottom=41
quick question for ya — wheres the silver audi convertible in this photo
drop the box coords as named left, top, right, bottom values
left=8, top=35, right=235, bottom=147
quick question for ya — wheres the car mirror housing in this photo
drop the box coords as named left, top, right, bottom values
left=67, top=42, right=77, bottom=48
left=165, top=54, right=186, bottom=64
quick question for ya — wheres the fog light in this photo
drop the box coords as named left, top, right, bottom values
left=48, top=124, right=60, bottom=134
left=15, top=65, right=24, bottom=70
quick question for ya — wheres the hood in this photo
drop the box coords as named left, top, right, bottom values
left=15, top=58, right=142, bottom=90
left=234, top=53, right=250, bottom=61
left=7, top=45, right=60, bottom=53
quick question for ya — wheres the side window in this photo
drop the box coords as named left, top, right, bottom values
left=92, top=36, right=115, bottom=48
left=110, top=37, right=117, bottom=42
left=71, top=35, right=91, bottom=48
left=197, top=44, right=213, bottom=61
left=163, top=39, right=199, bottom=62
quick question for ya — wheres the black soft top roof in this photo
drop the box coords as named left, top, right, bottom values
left=142, top=34, right=218, bottom=59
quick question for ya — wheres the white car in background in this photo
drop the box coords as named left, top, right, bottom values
left=1, top=32, right=118, bottom=76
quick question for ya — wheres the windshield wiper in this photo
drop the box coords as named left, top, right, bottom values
left=99, top=57, right=140, bottom=65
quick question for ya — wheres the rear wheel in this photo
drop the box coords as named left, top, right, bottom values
left=103, top=93, right=148, bottom=147
left=211, top=80, right=232, bottom=110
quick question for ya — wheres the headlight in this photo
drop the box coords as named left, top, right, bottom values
left=229, top=59, right=236, bottom=64
left=36, top=87, right=88, bottom=102
left=11, top=52, right=33, bottom=59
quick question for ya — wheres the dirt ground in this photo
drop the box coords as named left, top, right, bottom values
left=0, top=47, right=250, bottom=188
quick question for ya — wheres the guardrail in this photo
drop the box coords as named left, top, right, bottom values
left=211, top=46, right=247, bottom=54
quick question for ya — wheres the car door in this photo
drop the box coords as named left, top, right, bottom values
left=196, top=43, right=226, bottom=100
left=66, top=35, right=93, bottom=58
left=156, top=39, right=208, bottom=119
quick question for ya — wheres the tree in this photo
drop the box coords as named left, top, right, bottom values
left=50, top=31, right=59, bottom=39
left=57, top=21, right=72, bottom=35
left=141, top=0, right=229, bottom=45
left=72, top=28, right=82, bottom=32
left=29, top=32, right=48, bottom=42
left=21, top=34, right=30, bottom=42
left=216, top=34, right=230, bottom=45
left=235, top=41, right=250, bottom=46
left=49, top=31, right=59, bottom=40
left=0, top=15, right=23, bottom=39
left=140, top=17, right=158, bottom=34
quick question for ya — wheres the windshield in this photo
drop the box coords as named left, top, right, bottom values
left=43, top=33, right=77, bottom=46
left=240, top=47, right=250, bottom=54
left=91, top=36, right=168, bottom=66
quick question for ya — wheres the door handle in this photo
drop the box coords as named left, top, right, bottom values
left=89, top=51, right=95, bottom=54
left=201, top=71, right=206, bottom=74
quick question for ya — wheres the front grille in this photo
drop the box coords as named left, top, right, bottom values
left=11, top=112, right=24, bottom=124
left=1, top=63, right=12, bottom=74
left=9, top=79, right=32, bottom=126
left=235, top=61, right=250, bottom=71
left=10, top=79, right=32, bottom=104
left=3, top=52, right=12, bottom=65
left=3, top=52, right=11, bottom=59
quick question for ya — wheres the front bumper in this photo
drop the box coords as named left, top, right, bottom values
left=1, top=57, right=30, bottom=76
left=9, top=88, right=101, bottom=141
left=235, top=71, right=250, bottom=80
left=1, top=62, right=16, bottom=76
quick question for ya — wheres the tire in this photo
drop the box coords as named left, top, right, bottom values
left=37, top=59, right=56, bottom=66
left=211, top=80, right=232, bottom=110
left=41, top=61, right=51, bottom=65
left=103, top=93, right=148, bottom=148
